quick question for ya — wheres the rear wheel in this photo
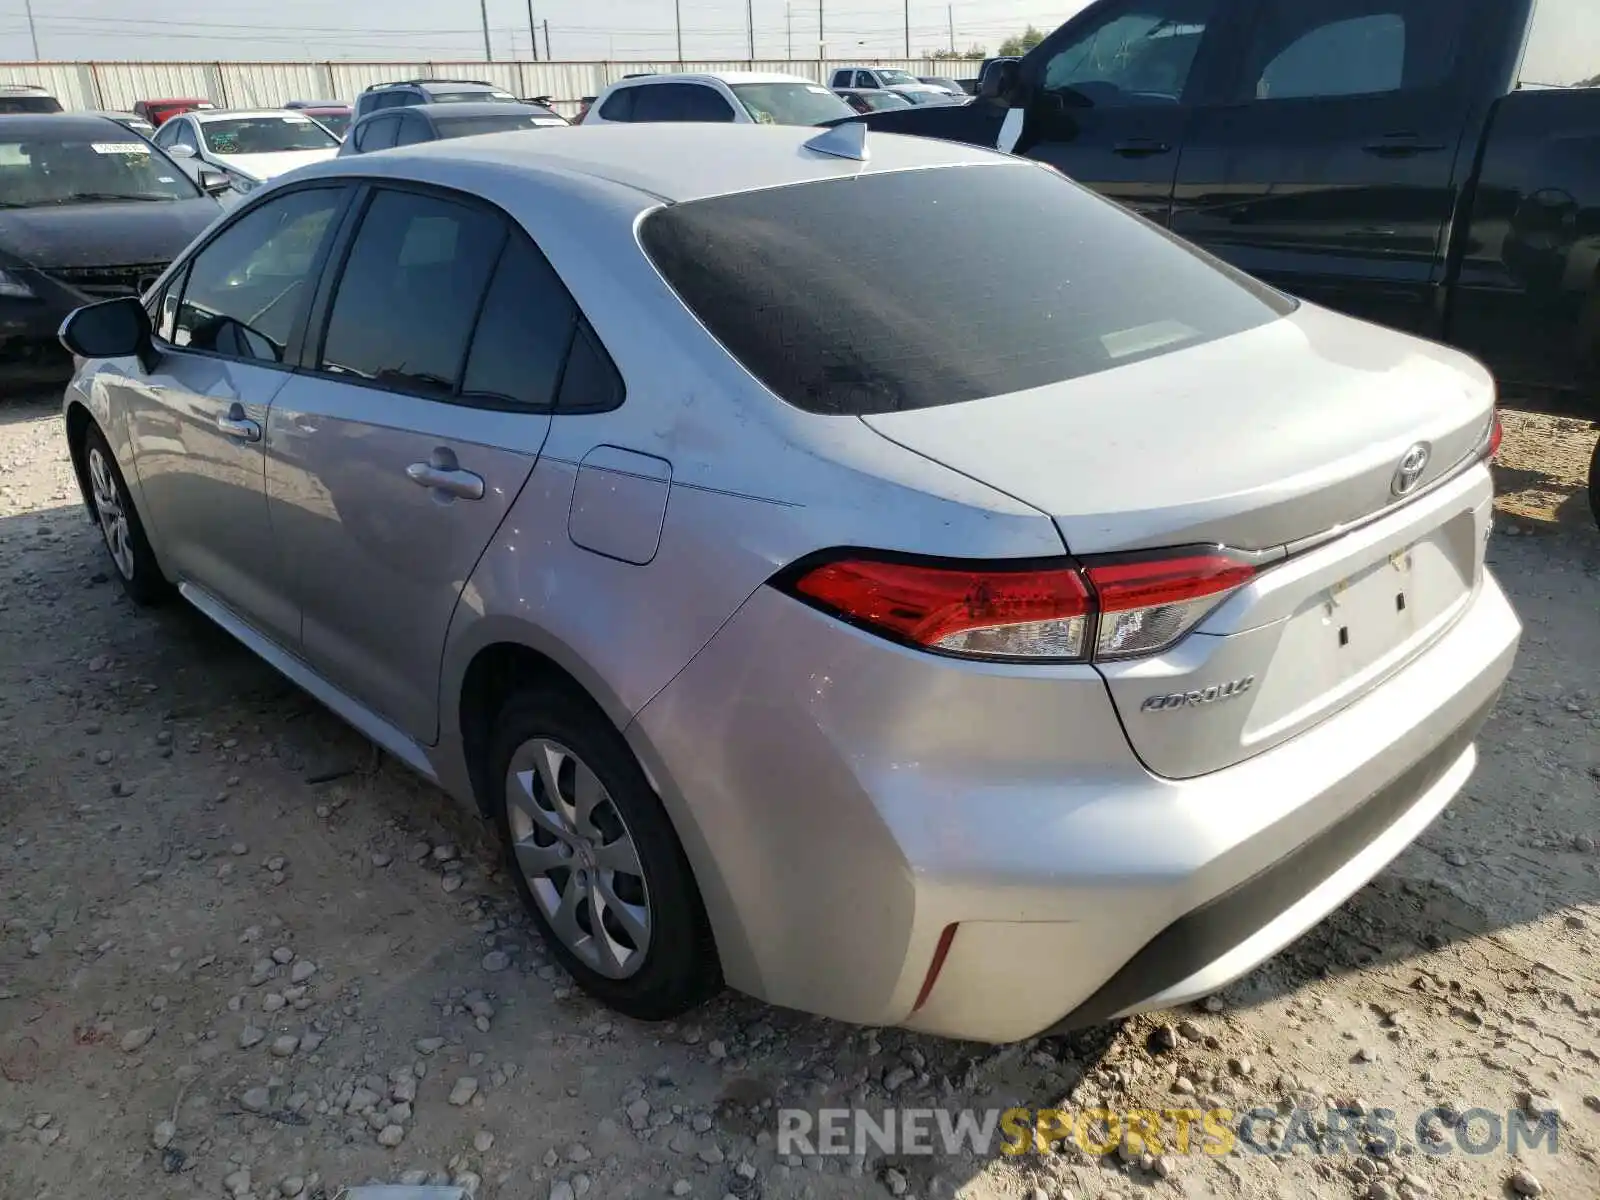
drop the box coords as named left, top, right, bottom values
left=82, top=423, right=169, bottom=606
left=488, top=683, right=720, bottom=1020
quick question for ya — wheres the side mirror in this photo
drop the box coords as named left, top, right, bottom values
left=166, top=143, right=196, bottom=159
left=59, top=297, right=154, bottom=366
left=197, top=168, right=231, bottom=195
left=979, top=60, right=1023, bottom=104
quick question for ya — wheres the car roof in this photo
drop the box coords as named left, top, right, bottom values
left=0, top=113, right=130, bottom=137
left=403, top=101, right=552, bottom=119
left=190, top=109, right=324, bottom=123
left=607, top=71, right=813, bottom=88
left=296, top=122, right=1015, bottom=206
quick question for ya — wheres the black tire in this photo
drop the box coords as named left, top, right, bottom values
left=81, top=423, right=170, bottom=606
left=488, top=683, right=721, bottom=1020
left=1589, top=428, right=1599, bottom=530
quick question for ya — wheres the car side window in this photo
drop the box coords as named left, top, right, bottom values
left=677, top=84, right=737, bottom=122
left=556, top=319, right=625, bottom=414
left=460, top=232, right=578, bottom=410
left=168, top=187, right=343, bottom=363
left=360, top=114, right=401, bottom=152
left=1240, top=0, right=1462, bottom=101
left=317, top=188, right=506, bottom=398
left=172, top=120, right=199, bottom=153
left=1038, top=0, right=1217, bottom=107
left=393, top=111, right=431, bottom=146
left=151, top=120, right=178, bottom=148
left=1519, top=0, right=1599, bottom=88
left=628, top=84, right=682, bottom=121
left=830, top=70, right=848, bottom=88
left=598, top=87, right=636, bottom=121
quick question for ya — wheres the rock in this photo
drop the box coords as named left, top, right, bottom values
left=1171, top=1076, right=1196, bottom=1094
left=225, top=1168, right=253, bottom=1196
left=1575, top=835, right=1595, bottom=853
left=1229, top=1056, right=1252, bottom=1077
left=708, top=1039, right=727, bottom=1060
left=474, top=1129, right=495, bottom=1152
left=434, top=844, right=460, bottom=863
left=884, top=1167, right=909, bottom=1196
left=1202, top=994, right=1225, bottom=1012
left=1149, top=1024, right=1179, bottom=1052
left=883, top=1064, right=914, bottom=1092
left=262, top=993, right=285, bottom=1013
left=1367, top=1183, right=1397, bottom=1200
left=371, top=852, right=392, bottom=868
left=271, top=946, right=295, bottom=965
left=120, top=1026, right=154, bottom=1053
left=249, top=958, right=275, bottom=986
left=672, top=1183, right=693, bottom=1198
left=1444, top=851, right=1468, bottom=867
left=27, top=932, right=50, bottom=956
left=279, top=1175, right=305, bottom=1197
left=449, top=1077, right=479, bottom=1106
left=699, top=1143, right=725, bottom=1165
left=270, top=1035, right=299, bottom=1058
left=1177, top=1019, right=1204, bottom=1040
left=1354, top=1046, right=1377, bottom=1063
left=1508, top=1169, right=1543, bottom=1197
left=94, top=748, right=112, bottom=765
left=442, top=874, right=464, bottom=893
left=482, top=950, right=510, bottom=972
left=37, top=1127, right=60, bottom=1146
left=377, top=1123, right=405, bottom=1147
left=669, top=1129, right=696, bottom=1154
left=289, top=960, right=317, bottom=984
left=347, top=1087, right=380, bottom=1113
left=152, top=1119, right=176, bottom=1149
left=626, top=1098, right=651, bottom=1128
left=415, top=1036, right=445, bottom=1055
left=550, top=1184, right=577, bottom=1200
left=240, top=1087, right=272, bottom=1113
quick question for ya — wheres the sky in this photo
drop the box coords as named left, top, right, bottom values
left=0, top=0, right=1085, bottom=63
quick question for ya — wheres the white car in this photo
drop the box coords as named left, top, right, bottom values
left=151, top=109, right=341, bottom=194
left=581, top=71, right=855, bottom=127
left=829, top=66, right=952, bottom=103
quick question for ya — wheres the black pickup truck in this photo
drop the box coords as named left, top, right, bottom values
left=855, top=0, right=1600, bottom=524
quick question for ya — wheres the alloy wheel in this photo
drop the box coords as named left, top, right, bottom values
left=88, top=446, right=135, bottom=580
left=504, top=737, right=652, bottom=979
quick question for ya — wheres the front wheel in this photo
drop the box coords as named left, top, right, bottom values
left=82, top=423, right=170, bottom=606
left=488, top=683, right=721, bottom=1020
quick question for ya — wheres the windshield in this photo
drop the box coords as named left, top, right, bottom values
left=640, top=163, right=1295, bottom=415
left=863, top=91, right=912, bottom=109
left=875, top=69, right=920, bottom=85
left=429, top=89, right=518, bottom=104
left=435, top=112, right=560, bottom=137
left=313, top=112, right=350, bottom=137
left=201, top=116, right=338, bottom=155
left=0, top=137, right=200, bottom=205
left=731, top=82, right=855, bottom=125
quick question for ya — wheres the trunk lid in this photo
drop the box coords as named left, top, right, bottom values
left=860, top=304, right=1495, bottom=556
left=862, top=303, right=1498, bottom=778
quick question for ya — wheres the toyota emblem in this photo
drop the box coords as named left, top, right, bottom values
left=1391, top=442, right=1431, bottom=497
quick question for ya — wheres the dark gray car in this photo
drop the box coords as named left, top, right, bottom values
left=339, top=101, right=567, bottom=156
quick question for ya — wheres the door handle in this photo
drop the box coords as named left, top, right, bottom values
left=406, top=448, right=484, bottom=501
left=216, top=401, right=261, bottom=443
left=1112, top=138, right=1172, bottom=157
left=1362, top=136, right=1446, bottom=158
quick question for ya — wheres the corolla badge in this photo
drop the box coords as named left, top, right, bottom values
left=1140, top=676, right=1255, bottom=713
left=1390, top=442, right=1431, bottom=497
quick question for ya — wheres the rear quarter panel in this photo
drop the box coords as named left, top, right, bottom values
left=1448, top=88, right=1600, bottom=417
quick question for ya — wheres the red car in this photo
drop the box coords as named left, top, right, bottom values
left=132, top=98, right=215, bottom=126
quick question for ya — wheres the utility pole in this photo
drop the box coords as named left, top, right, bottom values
left=542, top=18, right=550, bottom=59
left=947, top=4, right=954, bottom=53
left=786, top=3, right=792, bottom=58
left=818, top=0, right=824, bottom=55
left=480, top=0, right=493, bottom=60
left=674, top=0, right=683, bottom=62
left=527, top=0, right=538, bottom=60
left=23, top=0, right=38, bottom=60
left=904, top=0, right=910, bottom=59
left=747, top=0, right=754, bottom=60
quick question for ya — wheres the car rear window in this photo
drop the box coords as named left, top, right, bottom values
left=639, top=162, right=1296, bottom=415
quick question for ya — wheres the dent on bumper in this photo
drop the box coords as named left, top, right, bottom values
left=630, top=571, right=1520, bottom=1043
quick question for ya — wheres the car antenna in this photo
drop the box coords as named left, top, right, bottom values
left=803, top=120, right=869, bottom=163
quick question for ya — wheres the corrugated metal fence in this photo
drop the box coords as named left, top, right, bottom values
left=0, top=59, right=985, bottom=118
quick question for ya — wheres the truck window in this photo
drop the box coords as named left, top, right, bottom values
left=1038, top=0, right=1217, bottom=107
left=1240, top=0, right=1462, bottom=101
left=1519, top=0, right=1600, bottom=88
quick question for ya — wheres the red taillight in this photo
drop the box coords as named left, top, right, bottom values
left=1486, top=412, right=1503, bottom=461
left=782, top=549, right=1255, bottom=663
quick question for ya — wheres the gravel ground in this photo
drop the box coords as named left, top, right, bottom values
left=1, top=397, right=1597, bottom=1200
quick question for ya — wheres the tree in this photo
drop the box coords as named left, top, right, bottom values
left=997, top=25, right=1045, bottom=56
left=930, top=43, right=986, bottom=61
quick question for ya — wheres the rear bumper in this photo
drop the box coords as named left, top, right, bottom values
left=629, top=566, right=1520, bottom=1043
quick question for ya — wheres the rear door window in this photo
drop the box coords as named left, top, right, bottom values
left=358, top=114, right=401, bottom=152
left=598, top=87, right=636, bottom=120
left=460, top=232, right=578, bottom=410
left=317, top=188, right=506, bottom=397
left=639, top=163, right=1294, bottom=415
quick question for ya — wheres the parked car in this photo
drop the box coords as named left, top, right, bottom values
left=575, top=96, right=599, bottom=122
left=285, top=101, right=352, bottom=139
left=894, top=89, right=965, bottom=106
left=834, top=88, right=914, bottom=115
left=0, top=83, right=61, bottom=114
left=339, top=101, right=567, bottom=156
left=58, top=122, right=1518, bottom=1042
left=917, top=76, right=968, bottom=95
left=133, top=98, right=215, bottom=126
left=853, top=0, right=1600, bottom=524
left=151, top=109, right=341, bottom=194
left=85, top=111, right=158, bottom=139
left=828, top=66, right=952, bottom=103
left=0, top=114, right=225, bottom=385
left=352, top=78, right=520, bottom=123
left=583, top=71, right=855, bottom=126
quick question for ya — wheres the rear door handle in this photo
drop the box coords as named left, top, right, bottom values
left=1362, top=136, right=1446, bottom=157
left=216, top=401, right=261, bottom=443
left=1112, top=138, right=1172, bottom=157
left=406, top=449, right=484, bottom=501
